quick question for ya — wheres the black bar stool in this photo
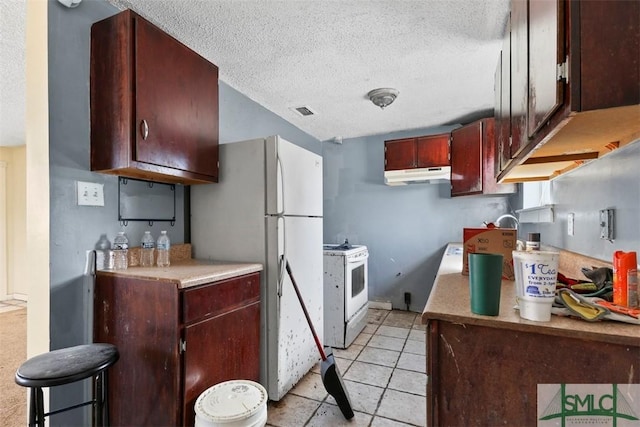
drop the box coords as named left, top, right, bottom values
left=15, top=343, right=119, bottom=427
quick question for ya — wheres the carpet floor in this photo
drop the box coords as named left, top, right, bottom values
left=0, top=307, right=27, bottom=427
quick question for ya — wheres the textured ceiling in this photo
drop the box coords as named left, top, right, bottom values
left=1, top=0, right=510, bottom=146
left=0, top=0, right=27, bottom=147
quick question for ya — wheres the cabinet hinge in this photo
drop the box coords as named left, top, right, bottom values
left=180, top=339, right=186, bottom=354
left=556, top=56, right=569, bottom=82
left=508, top=135, right=512, bottom=148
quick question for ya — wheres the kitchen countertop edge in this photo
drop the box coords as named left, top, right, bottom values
left=96, top=260, right=263, bottom=289
left=422, top=243, right=640, bottom=348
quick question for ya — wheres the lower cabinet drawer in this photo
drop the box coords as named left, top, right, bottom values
left=182, top=273, right=260, bottom=324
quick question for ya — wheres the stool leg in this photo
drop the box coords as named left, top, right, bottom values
left=93, top=373, right=101, bottom=427
left=94, top=371, right=109, bottom=427
left=34, top=387, right=44, bottom=427
left=103, top=370, right=110, bottom=426
left=28, top=387, right=36, bottom=427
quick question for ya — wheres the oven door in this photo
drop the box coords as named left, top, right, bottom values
left=345, top=251, right=368, bottom=320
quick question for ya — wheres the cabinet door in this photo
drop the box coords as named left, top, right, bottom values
left=416, top=134, right=450, bottom=167
left=578, top=1, right=640, bottom=110
left=494, top=51, right=504, bottom=175
left=182, top=302, right=261, bottom=427
left=94, top=275, right=181, bottom=426
left=450, top=122, right=482, bottom=196
left=181, top=273, right=261, bottom=426
left=480, top=119, right=516, bottom=195
left=384, top=138, right=416, bottom=170
left=510, top=0, right=528, bottom=160
left=498, top=14, right=512, bottom=173
left=135, top=15, right=219, bottom=178
left=528, top=0, right=564, bottom=137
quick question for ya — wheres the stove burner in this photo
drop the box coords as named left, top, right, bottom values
left=324, top=239, right=353, bottom=251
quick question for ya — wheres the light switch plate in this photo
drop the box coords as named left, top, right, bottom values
left=77, top=181, right=104, bottom=206
left=599, top=209, right=614, bottom=241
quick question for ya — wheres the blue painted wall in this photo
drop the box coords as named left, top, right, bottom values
left=520, top=140, right=640, bottom=265
left=49, top=2, right=173, bottom=423
left=47, top=0, right=639, bottom=424
left=322, top=130, right=516, bottom=312
left=46, top=1, right=321, bottom=423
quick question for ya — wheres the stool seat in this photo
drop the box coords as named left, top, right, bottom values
left=15, top=344, right=119, bottom=388
left=15, top=343, right=119, bottom=427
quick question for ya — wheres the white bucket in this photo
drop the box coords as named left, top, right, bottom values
left=512, top=250, right=560, bottom=322
left=195, top=380, right=268, bottom=427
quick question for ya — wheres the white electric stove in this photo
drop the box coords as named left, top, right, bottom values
left=323, top=242, right=369, bottom=348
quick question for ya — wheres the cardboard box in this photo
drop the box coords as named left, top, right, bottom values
left=462, top=228, right=517, bottom=280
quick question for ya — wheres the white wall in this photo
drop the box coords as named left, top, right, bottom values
left=0, top=146, right=27, bottom=299
left=25, top=0, right=49, bottom=364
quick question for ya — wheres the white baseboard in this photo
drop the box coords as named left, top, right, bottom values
left=368, top=300, right=392, bottom=310
left=1, top=293, right=27, bottom=302
left=13, top=293, right=27, bottom=302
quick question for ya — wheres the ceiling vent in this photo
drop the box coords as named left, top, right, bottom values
left=292, top=106, right=316, bottom=117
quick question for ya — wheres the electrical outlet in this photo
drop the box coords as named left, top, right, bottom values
left=599, top=209, right=614, bottom=241
left=567, top=213, right=575, bottom=236
left=77, top=181, right=104, bottom=206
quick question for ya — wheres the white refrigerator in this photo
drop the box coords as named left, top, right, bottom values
left=191, top=135, right=323, bottom=401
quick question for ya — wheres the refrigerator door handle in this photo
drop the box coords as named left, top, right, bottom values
left=277, top=254, right=285, bottom=297
left=276, top=138, right=287, bottom=297
left=277, top=216, right=287, bottom=297
left=276, top=139, right=285, bottom=216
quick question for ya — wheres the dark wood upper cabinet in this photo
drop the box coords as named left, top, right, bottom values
left=90, top=10, right=219, bottom=185
left=385, top=133, right=450, bottom=171
left=509, top=0, right=528, bottom=162
left=451, top=118, right=516, bottom=197
left=495, top=20, right=513, bottom=176
left=416, top=134, right=450, bottom=168
left=384, top=138, right=419, bottom=170
left=451, top=122, right=483, bottom=196
left=498, top=0, right=640, bottom=183
left=527, top=0, right=564, bottom=138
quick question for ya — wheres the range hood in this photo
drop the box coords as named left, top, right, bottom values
left=384, top=166, right=451, bottom=186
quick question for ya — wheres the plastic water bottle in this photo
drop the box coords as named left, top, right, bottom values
left=112, top=231, right=129, bottom=270
left=140, top=231, right=155, bottom=267
left=156, top=231, right=170, bottom=267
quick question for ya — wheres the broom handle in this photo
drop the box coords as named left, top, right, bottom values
left=285, top=260, right=328, bottom=361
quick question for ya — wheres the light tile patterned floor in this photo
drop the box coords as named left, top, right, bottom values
left=266, top=309, right=427, bottom=426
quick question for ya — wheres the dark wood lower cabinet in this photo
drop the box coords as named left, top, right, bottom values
left=426, top=320, right=639, bottom=426
left=94, top=272, right=261, bottom=426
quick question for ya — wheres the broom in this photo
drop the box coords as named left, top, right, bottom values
left=285, top=260, right=355, bottom=419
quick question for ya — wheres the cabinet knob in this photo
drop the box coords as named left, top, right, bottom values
left=140, top=120, right=149, bottom=140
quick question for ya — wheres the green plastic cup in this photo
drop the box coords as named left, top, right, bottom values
left=468, top=253, right=504, bottom=316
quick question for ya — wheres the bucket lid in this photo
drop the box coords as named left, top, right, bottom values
left=195, top=380, right=268, bottom=423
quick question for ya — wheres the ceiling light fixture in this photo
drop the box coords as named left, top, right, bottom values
left=368, top=88, right=399, bottom=109
left=58, top=0, right=82, bottom=7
